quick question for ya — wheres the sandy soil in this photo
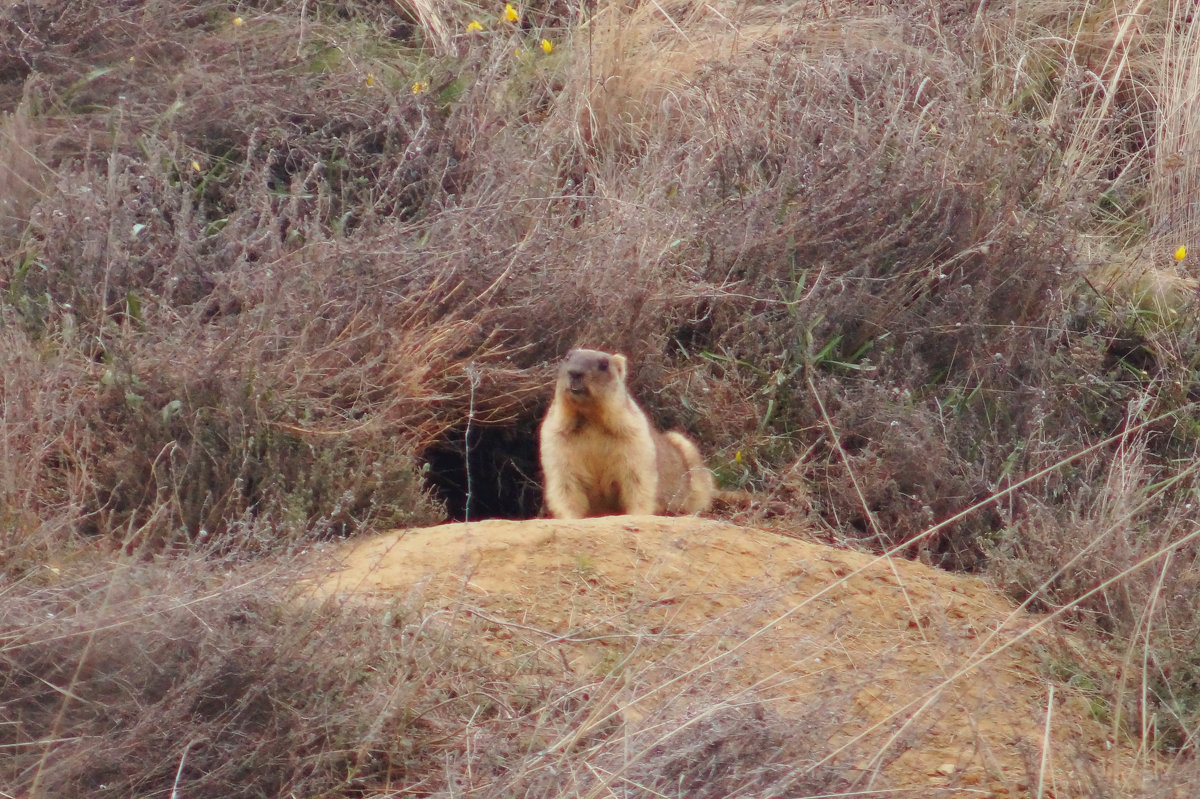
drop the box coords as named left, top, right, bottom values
left=306, top=516, right=1153, bottom=797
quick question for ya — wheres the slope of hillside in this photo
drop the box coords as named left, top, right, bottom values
left=6, top=0, right=1200, bottom=793
left=310, top=517, right=1152, bottom=796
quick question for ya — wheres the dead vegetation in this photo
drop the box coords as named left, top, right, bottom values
left=4, top=0, right=1200, bottom=794
left=0, top=550, right=877, bottom=798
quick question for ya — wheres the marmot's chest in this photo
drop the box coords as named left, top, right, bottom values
left=570, top=426, right=639, bottom=513
left=569, top=421, right=636, bottom=462
left=572, top=420, right=652, bottom=482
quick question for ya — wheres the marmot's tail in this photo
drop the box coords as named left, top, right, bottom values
left=662, top=432, right=715, bottom=513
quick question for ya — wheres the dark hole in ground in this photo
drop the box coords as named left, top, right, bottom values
left=423, top=422, right=543, bottom=521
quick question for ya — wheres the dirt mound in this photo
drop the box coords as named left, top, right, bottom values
left=309, top=517, right=1142, bottom=796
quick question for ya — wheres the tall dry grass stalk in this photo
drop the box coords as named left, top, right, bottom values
left=1150, top=0, right=1200, bottom=246
left=0, top=103, right=50, bottom=248
left=561, top=0, right=920, bottom=159
left=390, top=0, right=458, bottom=54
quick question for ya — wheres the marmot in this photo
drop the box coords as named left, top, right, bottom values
left=539, top=348, right=714, bottom=519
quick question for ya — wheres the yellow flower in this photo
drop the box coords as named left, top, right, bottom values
left=467, top=19, right=483, bottom=31
left=412, top=81, right=428, bottom=94
left=734, top=450, right=743, bottom=463
left=233, top=16, right=244, bottom=26
left=1175, top=245, right=1187, bottom=261
left=540, top=38, right=553, bottom=53
left=514, top=48, right=522, bottom=56
left=365, top=72, right=376, bottom=87
left=504, top=3, right=519, bottom=22
left=191, top=160, right=201, bottom=172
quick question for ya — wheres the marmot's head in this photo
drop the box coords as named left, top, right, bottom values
left=556, top=349, right=628, bottom=408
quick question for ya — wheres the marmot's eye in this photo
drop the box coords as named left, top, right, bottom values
left=597, top=358, right=609, bottom=371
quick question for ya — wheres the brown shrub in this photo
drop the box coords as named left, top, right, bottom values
left=0, top=0, right=1177, bottom=554
left=4, top=0, right=1196, bottom=561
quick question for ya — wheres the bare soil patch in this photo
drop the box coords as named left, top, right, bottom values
left=309, top=517, right=1149, bottom=796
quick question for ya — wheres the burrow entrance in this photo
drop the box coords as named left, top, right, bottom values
left=423, top=420, right=544, bottom=521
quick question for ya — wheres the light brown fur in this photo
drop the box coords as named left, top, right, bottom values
left=539, top=349, right=714, bottom=519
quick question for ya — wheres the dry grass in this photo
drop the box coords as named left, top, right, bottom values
left=1, top=549, right=879, bottom=798
left=4, top=0, right=1200, bottom=792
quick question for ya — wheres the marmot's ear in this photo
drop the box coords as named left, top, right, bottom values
left=611, top=353, right=628, bottom=382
